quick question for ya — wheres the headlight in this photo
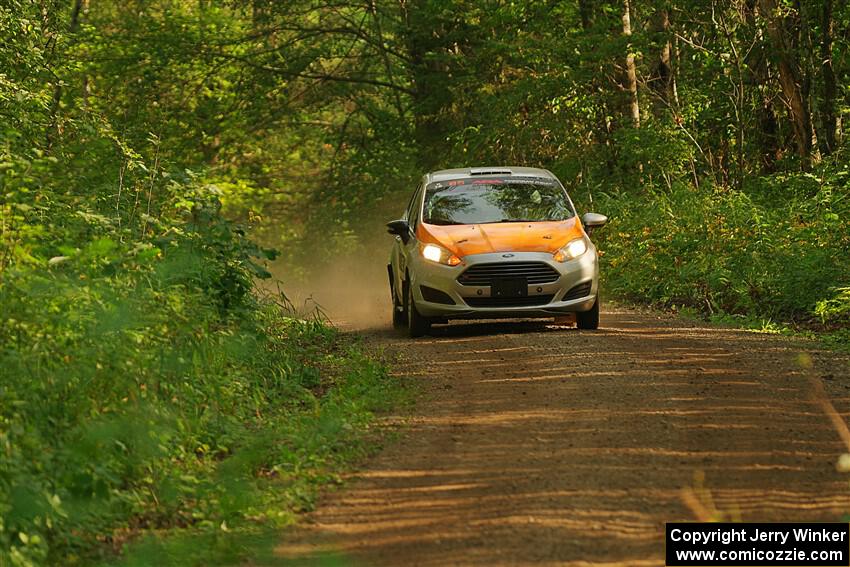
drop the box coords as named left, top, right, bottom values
left=553, top=238, right=588, bottom=262
left=420, top=243, right=461, bottom=266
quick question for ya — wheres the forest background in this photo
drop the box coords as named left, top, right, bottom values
left=2, top=0, right=850, bottom=564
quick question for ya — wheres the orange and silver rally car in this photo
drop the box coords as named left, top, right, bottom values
left=387, top=167, right=608, bottom=337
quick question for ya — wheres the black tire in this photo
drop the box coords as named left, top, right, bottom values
left=577, top=296, right=600, bottom=330
left=406, top=281, right=431, bottom=338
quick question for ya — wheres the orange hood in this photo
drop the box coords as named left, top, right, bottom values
left=417, top=219, right=584, bottom=257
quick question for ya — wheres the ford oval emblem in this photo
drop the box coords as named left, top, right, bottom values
left=502, top=253, right=515, bottom=258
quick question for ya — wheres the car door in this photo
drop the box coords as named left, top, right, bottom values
left=391, top=181, right=423, bottom=303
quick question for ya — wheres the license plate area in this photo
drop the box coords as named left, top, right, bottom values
left=491, top=277, right=528, bottom=298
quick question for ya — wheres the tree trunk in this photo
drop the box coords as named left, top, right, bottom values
left=578, top=0, right=595, bottom=30
left=819, top=0, right=837, bottom=155
left=252, top=0, right=270, bottom=30
left=398, top=0, right=457, bottom=167
left=650, top=7, right=674, bottom=114
left=744, top=0, right=781, bottom=171
left=758, top=0, right=812, bottom=167
left=370, top=0, right=404, bottom=119
left=622, top=0, right=640, bottom=127
left=47, top=0, right=85, bottom=147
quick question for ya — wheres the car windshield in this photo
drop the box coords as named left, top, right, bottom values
left=422, top=177, right=574, bottom=225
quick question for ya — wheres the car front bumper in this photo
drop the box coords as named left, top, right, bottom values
left=409, top=248, right=599, bottom=320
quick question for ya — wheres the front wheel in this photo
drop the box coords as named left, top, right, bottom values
left=406, top=282, right=431, bottom=338
left=576, top=297, right=600, bottom=330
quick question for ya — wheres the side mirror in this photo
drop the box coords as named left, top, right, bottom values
left=581, top=212, right=608, bottom=233
left=386, top=219, right=411, bottom=244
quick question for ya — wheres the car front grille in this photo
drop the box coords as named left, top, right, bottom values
left=457, top=262, right=560, bottom=286
left=463, top=294, right=555, bottom=308
left=562, top=281, right=592, bottom=301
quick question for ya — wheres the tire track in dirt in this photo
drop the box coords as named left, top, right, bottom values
left=275, top=307, right=850, bottom=566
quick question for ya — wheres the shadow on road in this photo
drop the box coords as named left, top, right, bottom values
left=276, top=309, right=850, bottom=566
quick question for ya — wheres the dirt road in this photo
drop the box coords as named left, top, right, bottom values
left=276, top=306, right=850, bottom=566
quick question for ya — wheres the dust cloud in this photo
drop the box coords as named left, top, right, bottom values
left=255, top=186, right=415, bottom=331
left=262, top=197, right=406, bottom=331
left=270, top=255, right=392, bottom=331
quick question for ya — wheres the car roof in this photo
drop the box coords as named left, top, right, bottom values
left=425, top=166, right=557, bottom=184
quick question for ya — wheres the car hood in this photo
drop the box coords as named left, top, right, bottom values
left=417, top=219, right=584, bottom=257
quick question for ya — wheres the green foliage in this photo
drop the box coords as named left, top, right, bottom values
left=0, top=2, right=403, bottom=563
left=594, top=161, right=850, bottom=324
left=0, top=90, right=398, bottom=565
left=3, top=0, right=850, bottom=559
left=1, top=263, right=397, bottom=566
left=816, top=288, right=850, bottom=325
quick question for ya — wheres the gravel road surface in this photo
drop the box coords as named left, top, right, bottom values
left=276, top=306, right=850, bottom=566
